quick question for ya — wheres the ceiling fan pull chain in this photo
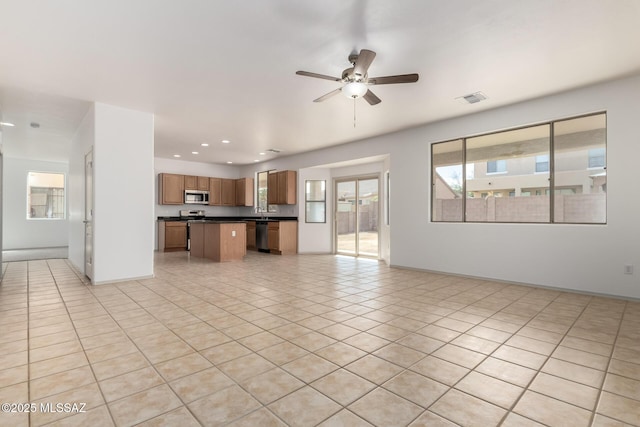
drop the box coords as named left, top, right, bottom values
left=353, top=98, right=356, bottom=128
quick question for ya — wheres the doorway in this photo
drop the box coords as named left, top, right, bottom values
left=84, top=150, right=93, bottom=280
left=335, top=176, right=380, bottom=258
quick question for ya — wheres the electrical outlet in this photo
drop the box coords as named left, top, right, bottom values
left=231, top=230, right=236, bottom=237
left=624, top=265, right=633, bottom=275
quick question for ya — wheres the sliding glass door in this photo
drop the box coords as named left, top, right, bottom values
left=335, top=177, right=379, bottom=258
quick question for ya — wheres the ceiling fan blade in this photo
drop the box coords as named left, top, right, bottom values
left=296, top=71, right=341, bottom=82
left=368, top=73, right=419, bottom=85
left=353, top=49, right=376, bottom=78
left=313, top=88, right=342, bottom=103
left=363, top=89, right=381, bottom=105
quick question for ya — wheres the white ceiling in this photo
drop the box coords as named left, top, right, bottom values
left=1, top=0, right=639, bottom=165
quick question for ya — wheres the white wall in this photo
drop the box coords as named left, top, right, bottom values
left=241, top=74, right=640, bottom=299
left=68, top=105, right=94, bottom=272
left=92, top=103, right=155, bottom=284
left=2, top=157, right=69, bottom=249
left=387, top=76, right=640, bottom=299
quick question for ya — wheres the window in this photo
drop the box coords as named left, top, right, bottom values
left=487, top=159, right=506, bottom=174
left=588, top=148, right=606, bottom=168
left=27, top=172, right=65, bottom=219
left=431, top=112, right=606, bottom=224
left=431, top=139, right=463, bottom=221
left=256, top=170, right=277, bottom=212
left=535, top=155, right=549, bottom=172
left=305, top=180, right=326, bottom=223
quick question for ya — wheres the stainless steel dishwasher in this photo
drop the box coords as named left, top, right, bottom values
left=256, top=221, right=269, bottom=252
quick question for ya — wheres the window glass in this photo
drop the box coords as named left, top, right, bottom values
left=535, top=155, right=549, bottom=172
left=466, top=124, right=550, bottom=222
left=28, top=172, right=65, bottom=219
left=554, top=113, right=606, bottom=223
left=432, top=139, right=463, bottom=221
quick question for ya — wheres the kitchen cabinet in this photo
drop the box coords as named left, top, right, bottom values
left=184, top=175, right=197, bottom=190
left=246, top=221, right=256, bottom=249
left=158, top=221, right=187, bottom=251
left=277, top=171, right=296, bottom=204
left=236, top=177, right=254, bottom=207
left=267, top=170, right=296, bottom=205
left=186, top=175, right=210, bottom=191
left=197, top=176, right=209, bottom=191
left=267, top=221, right=297, bottom=254
left=222, top=179, right=236, bottom=206
left=209, top=178, right=222, bottom=206
left=267, top=172, right=278, bottom=205
left=190, top=222, right=246, bottom=262
left=159, top=173, right=184, bottom=205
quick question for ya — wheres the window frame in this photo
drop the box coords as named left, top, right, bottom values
left=304, top=180, right=326, bottom=223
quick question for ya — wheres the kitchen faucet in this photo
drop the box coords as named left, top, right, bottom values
left=255, top=206, right=267, bottom=220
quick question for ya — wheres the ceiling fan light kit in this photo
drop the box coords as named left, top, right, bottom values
left=342, top=82, right=368, bottom=99
left=296, top=48, right=419, bottom=106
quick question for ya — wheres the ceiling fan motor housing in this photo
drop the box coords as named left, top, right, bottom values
left=342, top=67, right=366, bottom=83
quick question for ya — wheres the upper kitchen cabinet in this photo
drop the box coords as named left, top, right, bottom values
left=269, top=170, right=296, bottom=205
left=236, top=177, right=254, bottom=207
left=159, top=173, right=184, bottom=205
left=222, top=179, right=236, bottom=206
left=209, top=177, right=222, bottom=206
left=267, top=172, right=278, bottom=205
left=185, top=175, right=209, bottom=191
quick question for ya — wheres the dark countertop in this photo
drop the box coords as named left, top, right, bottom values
left=158, top=216, right=298, bottom=222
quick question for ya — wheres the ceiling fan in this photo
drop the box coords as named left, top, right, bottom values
left=296, top=49, right=419, bottom=105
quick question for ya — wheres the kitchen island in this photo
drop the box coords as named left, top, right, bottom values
left=189, top=221, right=246, bottom=262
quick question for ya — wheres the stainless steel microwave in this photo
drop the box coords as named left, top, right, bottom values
left=184, top=190, right=209, bottom=204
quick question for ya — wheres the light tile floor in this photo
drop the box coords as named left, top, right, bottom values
left=0, top=252, right=639, bottom=427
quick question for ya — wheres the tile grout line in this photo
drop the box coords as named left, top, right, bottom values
left=44, top=259, right=121, bottom=427
left=588, top=299, right=627, bottom=427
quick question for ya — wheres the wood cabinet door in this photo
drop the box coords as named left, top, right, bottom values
left=267, top=173, right=278, bottom=204
left=222, top=179, right=236, bottom=206
left=209, top=178, right=222, bottom=205
left=160, top=174, right=184, bottom=205
left=165, top=222, right=187, bottom=249
left=246, top=222, right=256, bottom=249
left=184, top=175, right=197, bottom=190
left=276, top=171, right=296, bottom=204
left=235, top=178, right=254, bottom=207
left=235, top=179, right=245, bottom=206
left=197, top=176, right=210, bottom=191
left=267, top=228, right=279, bottom=251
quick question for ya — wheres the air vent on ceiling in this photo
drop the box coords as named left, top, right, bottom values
left=266, top=148, right=282, bottom=153
left=457, top=92, right=487, bottom=104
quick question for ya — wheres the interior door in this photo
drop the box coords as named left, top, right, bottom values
left=84, top=150, right=93, bottom=280
left=335, top=177, right=379, bottom=258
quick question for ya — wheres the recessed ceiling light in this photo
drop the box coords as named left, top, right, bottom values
left=192, top=151, right=199, bottom=155
left=0, top=122, right=15, bottom=127
left=200, top=143, right=209, bottom=147
left=222, top=140, right=231, bottom=144
left=226, top=161, right=233, bottom=164
left=173, top=154, right=181, bottom=158
left=254, top=160, right=259, bottom=162
left=259, top=152, right=266, bottom=156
